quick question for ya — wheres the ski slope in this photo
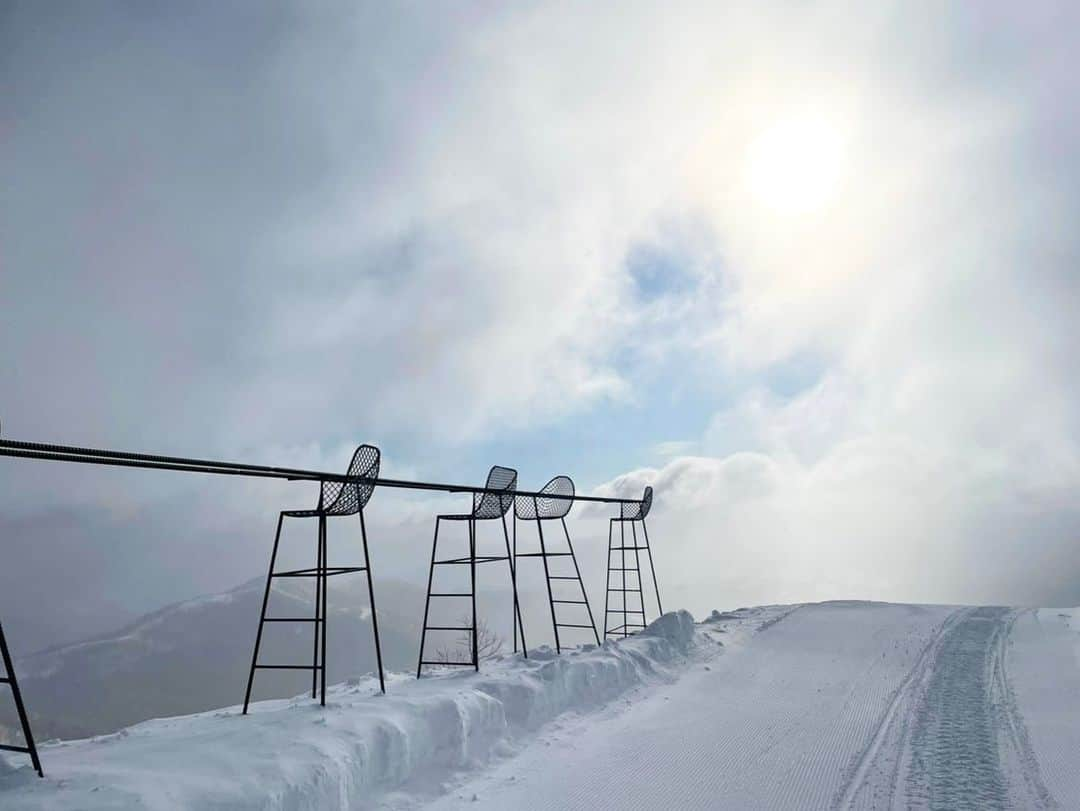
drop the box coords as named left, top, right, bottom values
left=2, top=602, right=1079, bottom=809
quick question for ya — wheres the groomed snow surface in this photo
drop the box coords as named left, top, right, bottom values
left=3, top=602, right=1080, bottom=809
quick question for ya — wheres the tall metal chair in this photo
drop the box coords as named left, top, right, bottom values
left=513, top=476, right=599, bottom=653
left=603, top=486, right=662, bottom=640
left=0, top=619, right=42, bottom=777
left=243, top=444, right=384, bottom=712
left=417, top=465, right=526, bottom=676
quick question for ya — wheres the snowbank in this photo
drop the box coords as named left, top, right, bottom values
left=0, top=610, right=697, bottom=810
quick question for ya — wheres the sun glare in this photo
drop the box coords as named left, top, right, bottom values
left=744, top=113, right=847, bottom=216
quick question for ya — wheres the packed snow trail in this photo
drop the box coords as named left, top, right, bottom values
left=423, top=603, right=1073, bottom=811
left=424, top=602, right=960, bottom=810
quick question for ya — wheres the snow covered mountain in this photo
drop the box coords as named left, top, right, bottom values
left=3, top=601, right=1079, bottom=809
left=0, top=576, right=424, bottom=741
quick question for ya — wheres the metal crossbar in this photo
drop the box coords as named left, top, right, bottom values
left=0, top=439, right=640, bottom=504
left=262, top=617, right=321, bottom=623
left=434, top=555, right=508, bottom=565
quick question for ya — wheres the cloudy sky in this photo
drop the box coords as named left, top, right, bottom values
left=2, top=2, right=1079, bottom=652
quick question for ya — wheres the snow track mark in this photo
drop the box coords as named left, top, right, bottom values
left=905, top=606, right=1043, bottom=810
left=833, top=607, right=966, bottom=810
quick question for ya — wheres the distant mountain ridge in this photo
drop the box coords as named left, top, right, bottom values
left=1, top=574, right=559, bottom=743
left=1, top=576, right=423, bottom=741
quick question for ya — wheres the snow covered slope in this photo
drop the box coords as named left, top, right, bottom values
left=2, top=601, right=1079, bottom=809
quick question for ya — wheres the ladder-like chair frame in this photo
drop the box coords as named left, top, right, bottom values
left=243, top=444, right=384, bottom=712
left=603, top=486, right=662, bottom=640
left=513, top=475, right=599, bottom=653
left=417, top=465, right=526, bottom=676
left=0, top=620, right=42, bottom=777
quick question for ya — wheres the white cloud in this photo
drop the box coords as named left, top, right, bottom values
left=4, top=0, right=1080, bottom=637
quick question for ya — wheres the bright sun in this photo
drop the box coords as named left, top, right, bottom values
left=744, top=113, right=847, bottom=216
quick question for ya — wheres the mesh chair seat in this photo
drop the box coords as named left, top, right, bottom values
left=318, top=445, right=380, bottom=515
left=619, top=486, right=653, bottom=520
left=280, top=445, right=379, bottom=518
left=471, top=465, right=517, bottom=518
left=515, top=475, right=574, bottom=520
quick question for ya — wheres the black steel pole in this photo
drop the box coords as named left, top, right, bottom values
left=534, top=499, right=560, bottom=654
left=502, top=513, right=527, bottom=658
left=358, top=509, right=385, bottom=694
left=512, top=517, right=518, bottom=654
left=630, top=520, right=645, bottom=625
left=603, top=519, right=613, bottom=641
left=416, top=517, right=441, bottom=679
left=469, top=518, right=478, bottom=671
left=562, top=517, right=600, bottom=646
left=0, top=440, right=643, bottom=505
left=243, top=511, right=285, bottom=714
left=642, top=518, right=663, bottom=616
left=319, top=514, right=328, bottom=706
left=0, top=620, right=42, bottom=777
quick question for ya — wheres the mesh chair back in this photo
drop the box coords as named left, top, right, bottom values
left=472, top=465, right=517, bottom=519
left=620, top=485, right=653, bottom=520
left=515, top=475, right=574, bottom=520
left=320, top=444, right=380, bottom=515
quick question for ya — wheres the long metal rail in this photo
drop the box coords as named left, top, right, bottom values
left=0, top=438, right=637, bottom=504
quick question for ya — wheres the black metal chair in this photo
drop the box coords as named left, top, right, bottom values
left=603, top=486, right=662, bottom=640
left=513, top=476, right=599, bottom=652
left=243, top=444, right=384, bottom=712
left=417, top=465, right=526, bottom=676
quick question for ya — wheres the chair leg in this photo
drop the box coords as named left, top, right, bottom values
left=319, top=514, right=328, bottom=706
left=359, top=509, right=385, bottom=693
left=502, top=513, right=527, bottom=658
left=0, top=620, right=42, bottom=777
left=535, top=511, right=560, bottom=654
left=417, top=517, right=441, bottom=678
left=311, top=516, right=322, bottom=699
left=621, top=519, right=628, bottom=638
left=642, top=518, right=662, bottom=616
left=469, top=518, right=478, bottom=670
left=512, top=517, right=518, bottom=654
left=244, top=511, right=285, bottom=715
left=603, top=518, right=613, bottom=641
left=563, top=517, right=600, bottom=645
left=630, top=519, right=645, bottom=626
